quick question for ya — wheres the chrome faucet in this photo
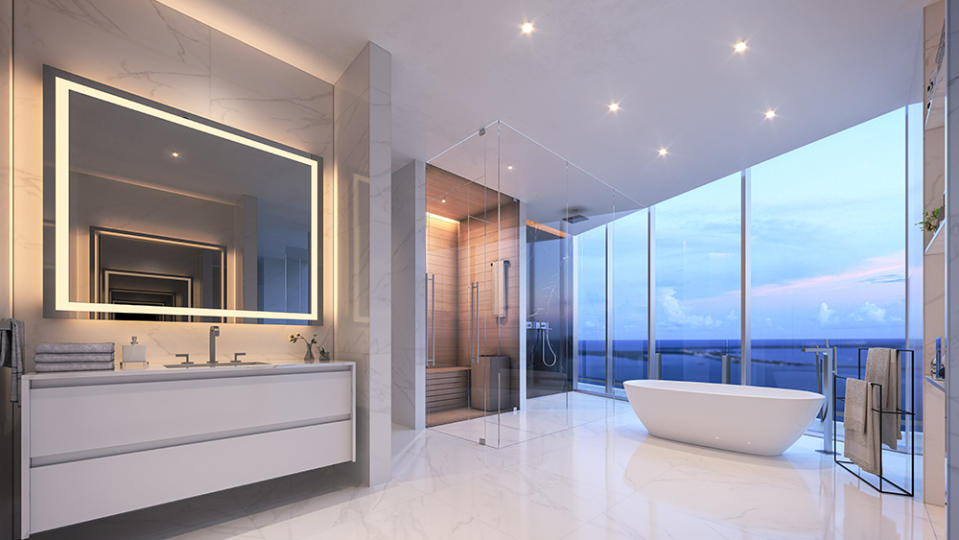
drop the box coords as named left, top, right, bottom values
left=209, top=325, right=220, bottom=365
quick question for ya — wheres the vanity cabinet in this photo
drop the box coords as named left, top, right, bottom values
left=20, top=362, right=355, bottom=537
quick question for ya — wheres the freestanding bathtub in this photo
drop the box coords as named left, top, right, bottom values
left=624, top=380, right=824, bottom=456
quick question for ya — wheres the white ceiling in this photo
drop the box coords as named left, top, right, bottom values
left=159, top=0, right=925, bottom=208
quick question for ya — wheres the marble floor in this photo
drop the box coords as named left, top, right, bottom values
left=38, top=392, right=946, bottom=539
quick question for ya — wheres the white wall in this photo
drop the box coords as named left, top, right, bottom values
left=334, top=41, right=393, bottom=486
left=12, top=0, right=334, bottom=366
left=391, top=159, right=426, bottom=430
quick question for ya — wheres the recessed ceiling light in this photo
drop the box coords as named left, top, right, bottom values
left=521, top=21, right=535, bottom=34
left=608, top=102, right=620, bottom=113
left=733, top=41, right=748, bottom=53
left=764, top=109, right=777, bottom=119
left=657, top=147, right=669, bottom=157
left=170, top=151, right=180, bottom=158
left=507, top=164, right=514, bottom=171
left=441, top=198, right=447, bottom=203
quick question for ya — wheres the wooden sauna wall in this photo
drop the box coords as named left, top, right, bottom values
left=426, top=215, right=460, bottom=367
left=456, top=200, right=521, bottom=407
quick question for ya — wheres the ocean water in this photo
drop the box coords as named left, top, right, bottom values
left=576, top=338, right=923, bottom=429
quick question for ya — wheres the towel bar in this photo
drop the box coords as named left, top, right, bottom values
left=832, top=347, right=916, bottom=497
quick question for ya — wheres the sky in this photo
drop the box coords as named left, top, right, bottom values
left=577, top=105, right=920, bottom=342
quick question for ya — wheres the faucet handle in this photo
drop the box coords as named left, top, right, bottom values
left=175, top=353, right=192, bottom=365
left=232, top=352, right=246, bottom=364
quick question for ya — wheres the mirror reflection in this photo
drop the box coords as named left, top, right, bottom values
left=44, top=68, right=320, bottom=323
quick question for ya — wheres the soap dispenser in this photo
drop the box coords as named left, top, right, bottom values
left=122, top=336, right=147, bottom=367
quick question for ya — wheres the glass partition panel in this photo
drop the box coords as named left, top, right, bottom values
left=750, top=108, right=907, bottom=435
left=655, top=174, right=741, bottom=383
left=611, top=208, right=649, bottom=396
left=575, top=225, right=608, bottom=393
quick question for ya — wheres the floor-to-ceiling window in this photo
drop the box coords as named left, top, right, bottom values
left=570, top=106, right=919, bottom=433
left=655, top=174, right=741, bottom=383
left=611, top=209, right=649, bottom=395
left=750, top=109, right=906, bottom=399
left=575, top=225, right=608, bottom=392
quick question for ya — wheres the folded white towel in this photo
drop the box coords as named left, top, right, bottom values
left=36, top=342, right=114, bottom=354
left=865, top=347, right=900, bottom=449
left=843, top=378, right=881, bottom=475
left=34, top=353, right=114, bottom=363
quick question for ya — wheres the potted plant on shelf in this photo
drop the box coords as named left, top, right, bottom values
left=290, top=333, right=318, bottom=363
left=918, top=206, right=944, bottom=232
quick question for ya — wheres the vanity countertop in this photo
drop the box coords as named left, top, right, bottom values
left=23, top=360, right=354, bottom=384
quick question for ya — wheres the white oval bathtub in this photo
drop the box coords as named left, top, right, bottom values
left=624, top=380, right=824, bottom=456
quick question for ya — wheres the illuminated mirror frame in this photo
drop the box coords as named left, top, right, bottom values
left=44, top=66, right=320, bottom=322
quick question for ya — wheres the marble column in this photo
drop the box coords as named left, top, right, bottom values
left=391, top=159, right=426, bottom=430
left=946, top=0, right=959, bottom=533
left=334, top=41, right=392, bottom=486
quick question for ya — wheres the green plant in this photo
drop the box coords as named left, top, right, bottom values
left=918, top=207, right=944, bottom=232
left=290, top=333, right=318, bottom=346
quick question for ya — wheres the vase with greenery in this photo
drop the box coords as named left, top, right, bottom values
left=918, top=206, right=944, bottom=232
left=290, top=333, right=318, bottom=363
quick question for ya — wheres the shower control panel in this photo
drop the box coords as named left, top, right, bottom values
left=526, top=321, right=551, bottom=330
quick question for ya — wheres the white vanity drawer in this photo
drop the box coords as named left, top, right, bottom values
left=30, top=368, right=352, bottom=459
left=30, top=419, right=353, bottom=533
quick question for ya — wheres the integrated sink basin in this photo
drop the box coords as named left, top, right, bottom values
left=163, top=361, right=269, bottom=368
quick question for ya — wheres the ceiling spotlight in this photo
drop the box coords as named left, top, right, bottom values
left=657, top=147, right=669, bottom=157
left=608, top=102, right=621, bottom=113
left=170, top=151, right=180, bottom=158
left=507, top=164, right=514, bottom=171
left=733, top=41, right=748, bottom=53
left=521, top=21, right=535, bottom=34
left=441, top=198, right=447, bottom=203
left=764, top=109, right=777, bottom=119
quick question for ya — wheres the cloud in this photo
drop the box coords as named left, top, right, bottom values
left=753, top=252, right=904, bottom=298
left=659, top=287, right=718, bottom=328
left=858, top=302, right=886, bottom=323
left=818, top=302, right=835, bottom=325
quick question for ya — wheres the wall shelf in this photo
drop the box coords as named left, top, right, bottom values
left=925, top=219, right=945, bottom=255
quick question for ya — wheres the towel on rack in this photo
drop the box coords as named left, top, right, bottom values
left=0, top=320, right=24, bottom=403
left=34, top=353, right=114, bottom=364
left=35, top=361, right=115, bottom=372
left=35, top=342, right=114, bottom=354
left=843, top=378, right=880, bottom=475
left=865, top=347, right=900, bottom=449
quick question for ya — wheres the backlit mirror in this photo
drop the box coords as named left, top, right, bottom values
left=43, top=67, right=321, bottom=323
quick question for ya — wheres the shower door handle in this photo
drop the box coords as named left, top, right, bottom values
left=430, top=274, right=436, bottom=367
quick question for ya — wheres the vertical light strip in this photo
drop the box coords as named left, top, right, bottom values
left=648, top=206, right=658, bottom=380
left=311, top=161, right=319, bottom=318
left=54, top=77, right=69, bottom=311
left=6, top=8, right=12, bottom=318
left=740, top=169, right=752, bottom=385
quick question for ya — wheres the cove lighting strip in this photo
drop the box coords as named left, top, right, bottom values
left=54, top=74, right=319, bottom=320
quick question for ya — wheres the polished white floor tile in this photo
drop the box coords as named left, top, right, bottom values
left=116, top=391, right=943, bottom=540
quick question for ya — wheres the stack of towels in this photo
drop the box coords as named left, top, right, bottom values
left=843, top=347, right=901, bottom=475
left=34, top=342, right=115, bottom=372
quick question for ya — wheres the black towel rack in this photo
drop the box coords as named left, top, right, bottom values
left=832, top=347, right=915, bottom=496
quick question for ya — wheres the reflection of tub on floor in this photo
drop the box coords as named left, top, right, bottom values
left=623, top=436, right=823, bottom=537
left=624, top=379, right=823, bottom=456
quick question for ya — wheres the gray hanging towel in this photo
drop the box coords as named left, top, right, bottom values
left=865, top=347, right=900, bottom=449
left=0, top=320, right=24, bottom=402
